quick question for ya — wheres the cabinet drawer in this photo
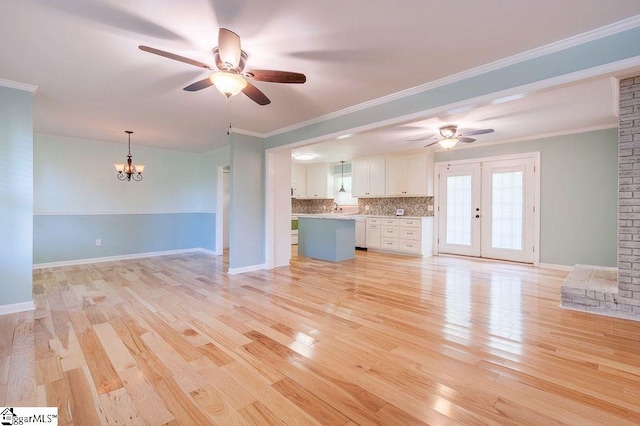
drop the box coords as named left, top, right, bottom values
left=399, top=219, right=421, bottom=228
left=400, top=228, right=420, bottom=240
left=381, top=239, right=399, bottom=250
left=367, top=218, right=380, bottom=225
left=382, top=227, right=399, bottom=238
left=382, top=218, right=399, bottom=226
left=399, top=241, right=421, bottom=253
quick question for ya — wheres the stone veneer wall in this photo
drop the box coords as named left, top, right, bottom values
left=292, top=196, right=434, bottom=216
left=617, top=75, right=640, bottom=316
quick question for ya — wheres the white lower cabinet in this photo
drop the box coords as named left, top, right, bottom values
left=366, top=220, right=381, bottom=249
left=365, top=217, right=433, bottom=256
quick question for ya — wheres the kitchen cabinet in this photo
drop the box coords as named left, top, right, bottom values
left=291, top=163, right=306, bottom=198
left=366, top=217, right=433, bottom=256
left=386, top=153, right=429, bottom=196
left=304, top=163, right=334, bottom=199
left=365, top=218, right=381, bottom=248
left=352, top=157, right=386, bottom=197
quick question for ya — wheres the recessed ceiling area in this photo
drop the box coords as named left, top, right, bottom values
left=291, top=77, right=620, bottom=164
left=1, top=1, right=639, bottom=152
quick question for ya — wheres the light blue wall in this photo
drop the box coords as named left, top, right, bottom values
left=201, top=144, right=231, bottom=213
left=33, top=134, right=226, bottom=264
left=0, top=86, right=33, bottom=305
left=264, top=26, right=640, bottom=150
left=229, top=133, right=265, bottom=269
left=34, top=213, right=213, bottom=264
left=434, top=128, right=618, bottom=267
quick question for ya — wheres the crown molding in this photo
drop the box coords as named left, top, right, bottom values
left=0, top=78, right=38, bottom=92
left=261, top=15, right=640, bottom=139
left=230, top=127, right=264, bottom=139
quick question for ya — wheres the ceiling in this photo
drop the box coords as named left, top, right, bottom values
left=1, top=1, right=640, bottom=153
left=291, top=77, right=620, bottom=163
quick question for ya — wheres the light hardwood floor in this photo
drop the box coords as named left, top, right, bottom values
left=3, top=250, right=640, bottom=424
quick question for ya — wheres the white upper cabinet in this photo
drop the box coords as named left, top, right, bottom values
left=305, top=163, right=334, bottom=199
left=291, top=163, right=306, bottom=198
left=352, top=157, right=386, bottom=197
left=386, top=152, right=429, bottom=196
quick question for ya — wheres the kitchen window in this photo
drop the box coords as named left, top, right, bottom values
left=334, top=174, right=358, bottom=206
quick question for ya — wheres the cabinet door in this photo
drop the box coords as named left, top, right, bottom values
left=368, top=158, right=386, bottom=196
left=385, top=157, right=406, bottom=195
left=366, top=224, right=381, bottom=248
left=352, top=160, right=370, bottom=197
left=306, top=164, right=332, bottom=198
left=406, top=154, right=427, bottom=195
left=293, top=165, right=306, bottom=198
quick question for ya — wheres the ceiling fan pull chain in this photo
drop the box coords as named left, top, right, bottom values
left=226, top=97, right=232, bottom=135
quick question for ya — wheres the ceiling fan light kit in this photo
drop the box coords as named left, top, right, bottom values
left=439, top=137, right=459, bottom=149
left=210, top=71, right=247, bottom=97
left=114, top=131, right=145, bottom=181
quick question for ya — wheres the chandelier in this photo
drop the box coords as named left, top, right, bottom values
left=114, top=131, right=145, bottom=181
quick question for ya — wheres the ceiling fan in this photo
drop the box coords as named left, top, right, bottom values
left=410, top=125, right=494, bottom=149
left=139, top=28, right=306, bottom=105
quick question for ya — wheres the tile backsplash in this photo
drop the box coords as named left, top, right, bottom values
left=359, top=197, right=433, bottom=216
left=292, top=199, right=335, bottom=214
left=292, top=197, right=434, bottom=217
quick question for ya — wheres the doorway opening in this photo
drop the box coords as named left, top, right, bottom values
left=215, top=165, right=231, bottom=256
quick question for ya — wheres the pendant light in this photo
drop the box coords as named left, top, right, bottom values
left=339, top=160, right=346, bottom=193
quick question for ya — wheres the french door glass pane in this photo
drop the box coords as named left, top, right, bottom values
left=446, top=175, right=472, bottom=245
left=491, top=171, right=523, bottom=250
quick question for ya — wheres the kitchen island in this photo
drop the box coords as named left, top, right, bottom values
left=298, top=216, right=356, bottom=262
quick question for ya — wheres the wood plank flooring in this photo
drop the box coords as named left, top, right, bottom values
left=2, top=250, right=637, bottom=424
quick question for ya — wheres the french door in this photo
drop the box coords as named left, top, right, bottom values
left=437, top=155, right=537, bottom=263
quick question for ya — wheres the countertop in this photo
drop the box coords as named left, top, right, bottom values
left=298, top=214, right=356, bottom=221
left=293, top=213, right=429, bottom=219
left=365, top=215, right=430, bottom=219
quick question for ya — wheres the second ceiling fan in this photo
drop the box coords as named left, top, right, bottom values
left=411, top=125, right=494, bottom=149
left=139, top=28, right=306, bottom=105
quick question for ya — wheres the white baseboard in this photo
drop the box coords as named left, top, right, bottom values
left=33, top=248, right=216, bottom=269
left=198, top=248, right=218, bottom=256
left=228, top=263, right=266, bottom=275
left=0, top=301, right=35, bottom=316
left=538, top=262, right=574, bottom=271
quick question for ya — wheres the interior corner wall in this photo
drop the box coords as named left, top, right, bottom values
left=434, top=128, right=618, bottom=267
left=33, top=133, right=215, bottom=264
left=0, top=86, right=34, bottom=306
left=229, top=133, right=265, bottom=270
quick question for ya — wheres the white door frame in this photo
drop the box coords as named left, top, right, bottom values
left=214, top=165, right=229, bottom=256
left=434, top=151, right=540, bottom=265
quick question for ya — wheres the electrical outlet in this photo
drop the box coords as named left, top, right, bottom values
left=365, top=205, right=370, bottom=211
left=427, top=205, right=434, bottom=211
left=96, top=239, right=102, bottom=246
